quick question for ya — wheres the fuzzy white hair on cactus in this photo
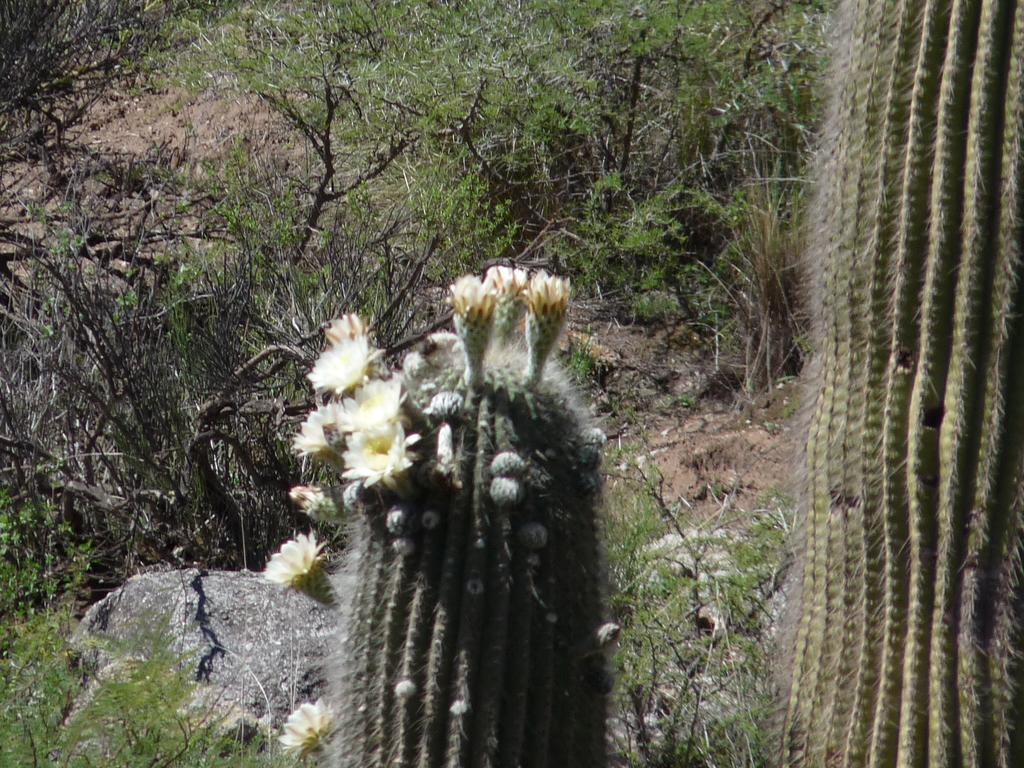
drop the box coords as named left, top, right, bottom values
left=337, top=377, right=406, bottom=433
left=292, top=403, right=345, bottom=458
left=264, top=532, right=325, bottom=589
left=308, top=334, right=382, bottom=396
left=394, top=679, right=418, bottom=699
left=324, top=313, right=369, bottom=346
left=280, top=698, right=333, bottom=757
left=342, top=422, right=420, bottom=489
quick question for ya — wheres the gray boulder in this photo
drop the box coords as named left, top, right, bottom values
left=75, top=568, right=334, bottom=727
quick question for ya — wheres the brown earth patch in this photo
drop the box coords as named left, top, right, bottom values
left=567, top=305, right=803, bottom=520
left=1, top=86, right=297, bottom=268
left=69, top=86, right=288, bottom=168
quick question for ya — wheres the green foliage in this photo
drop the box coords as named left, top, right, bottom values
left=414, top=171, right=519, bottom=273
left=566, top=334, right=599, bottom=385
left=0, top=610, right=79, bottom=761
left=0, top=492, right=90, bottom=620
left=171, top=0, right=827, bottom=301
left=606, top=475, right=791, bottom=767
left=208, top=143, right=307, bottom=253
left=0, top=610, right=293, bottom=767
left=630, top=290, right=683, bottom=325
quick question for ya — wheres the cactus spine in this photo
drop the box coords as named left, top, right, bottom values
left=275, top=268, right=611, bottom=767
left=783, top=1, right=1024, bottom=766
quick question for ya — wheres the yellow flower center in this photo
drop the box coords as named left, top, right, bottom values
left=363, top=434, right=395, bottom=470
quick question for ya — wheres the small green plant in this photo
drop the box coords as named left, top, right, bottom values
left=673, top=393, right=698, bottom=409
left=567, top=334, right=598, bottom=384
left=782, top=400, right=798, bottom=421
left=630, top=290, right=683, bottom=324
left=0, top=492, right=90, bottom=620
left=0, top=608, right=291, bottom=768
left=606, top=471, right=791, bottom=768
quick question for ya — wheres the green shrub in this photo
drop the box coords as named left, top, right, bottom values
left=0, top=492, right=90, bottom=620
left=0, top=609, right=294, bottom=767
left=173, top=0, right=828, bottom=309
left=630, top=290, right=683, bottom=325
left=606, top=475, right=792, bottom=767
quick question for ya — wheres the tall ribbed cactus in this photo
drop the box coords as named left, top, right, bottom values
left=783, top=0, right=1024, bottom=766
left=269, top=268, right=612, bottom=767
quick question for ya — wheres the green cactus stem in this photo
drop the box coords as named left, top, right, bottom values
left=783, top=1, right=1024, bottom=766
left=291, top=273, right=611, bottom=768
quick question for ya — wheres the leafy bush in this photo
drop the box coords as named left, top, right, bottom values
left=0, top=0, right=172, bottom=151
left=0, top=492, right=90, bottom=620
left=175, top=0, right=827, bottom=311
left=606, top=475, right=792, bottom=767
left=0, top=610, right=292, bottom=767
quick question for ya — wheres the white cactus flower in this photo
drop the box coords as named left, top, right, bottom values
left=308, top=334, right=382, bottom=396
left=526, top=271, right=571, bottom=319
left=292, top=403, right=345, bottom=458
left=525, top=271, right=571, bottom=384
left=483, top=265, right=529, bottom=299
left=280, top=698, right=333, bottom=757
left=337, top=378, right=405, bottom=434
left=324, top=313, right=369, bottom=345
left=342, top=422, right=420, bottom=489
left=448, top=274, right=497, bottom=324
left=264, top=532, right=325, bottom=589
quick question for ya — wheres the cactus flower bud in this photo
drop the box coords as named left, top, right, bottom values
left=290, top=485, right=341, bottom=522
left=449, top=275, right=496, bottom=388
left=325, top=313, right=370, bottom=345
left=484, top=265, right=529, bottom=341
left=525, top=271, right=570, bottom=385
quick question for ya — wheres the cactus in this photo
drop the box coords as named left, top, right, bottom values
left=782, top=0, right=1024, bottom=765
left=273, top=267, right=612, bottom=767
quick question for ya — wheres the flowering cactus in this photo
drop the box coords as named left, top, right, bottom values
left=269, top=269, right=612, bottom=766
